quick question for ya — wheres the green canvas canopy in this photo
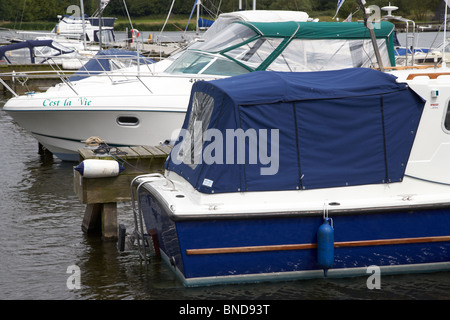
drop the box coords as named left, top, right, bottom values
left=240, top=21, right=396, bottom=67
left=167, top=20, right=397, bottom=76
left=244, top=21, right=395, bottom=39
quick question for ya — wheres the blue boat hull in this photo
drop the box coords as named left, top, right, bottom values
left=139, top=190, right=450, bottom=286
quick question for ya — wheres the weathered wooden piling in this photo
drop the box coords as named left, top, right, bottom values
left=74, top=145, right=172, bottom=240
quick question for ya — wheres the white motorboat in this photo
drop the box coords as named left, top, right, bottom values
left=50, top=0, right=116, bottom=44
left=3, top=14, right=396, bottom=161
left=0, top=1, right=118, bottom=72
left=48, top=13, right=116, bottom=45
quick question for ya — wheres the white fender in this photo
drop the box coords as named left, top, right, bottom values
left=74, top=159, right=124, bottom=178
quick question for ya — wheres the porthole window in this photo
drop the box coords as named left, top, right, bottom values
left=117, top=116, right=139, bottom=126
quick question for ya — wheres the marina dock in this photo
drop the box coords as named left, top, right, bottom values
left=0, top=64, right=76, bottom=96
left=73, top=144, right=172, bottom=240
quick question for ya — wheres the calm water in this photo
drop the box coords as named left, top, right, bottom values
left=1, top=97, right=450, bottom=301
left=2, top=31, right=450, bottom=301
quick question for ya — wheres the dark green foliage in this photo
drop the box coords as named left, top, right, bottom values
left=0, top=0, right=443, bottom=22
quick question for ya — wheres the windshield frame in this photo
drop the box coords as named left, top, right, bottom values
left=163, top=50, right=253, bottom=76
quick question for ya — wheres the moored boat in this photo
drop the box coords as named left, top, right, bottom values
left=0, top=39, right=93, bottom=70
left=131, top=67, right=450, bottom=286
left=3, top=18, right=395, bottom=161
left=51, top=0, right=116, bottom=44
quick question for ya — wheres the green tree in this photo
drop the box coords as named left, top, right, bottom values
left=0, top=0, right=445, bottom=23
left=0, top=0, right=18, bottom=21
left=268, top=0, right=314, bottom=11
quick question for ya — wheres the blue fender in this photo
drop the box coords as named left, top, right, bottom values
left=317, top=217, right=334, bottom=276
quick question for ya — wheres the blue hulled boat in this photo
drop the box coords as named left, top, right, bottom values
left=130, top=67, right=450, bottom=286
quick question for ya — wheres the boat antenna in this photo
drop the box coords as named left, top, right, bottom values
left=355, top=0, right=384, bottom=71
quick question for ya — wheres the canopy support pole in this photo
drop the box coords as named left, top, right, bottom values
left=356, top=0, right=384, bottom=72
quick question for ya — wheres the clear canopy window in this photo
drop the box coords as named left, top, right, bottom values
left=224, top=37, right=283, bottom=70
left=34, top=46, right=67, bottom=60
left=177, top=92, right=215, bottom=169
left=267, top=39, right=390, bottom=72
left=196, top=16, right=241, bottom=44
left=189, top=23, right=257, bottom=52
left=165, top=21, right=395, bottom=75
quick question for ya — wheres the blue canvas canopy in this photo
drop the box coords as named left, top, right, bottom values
left=0, top=39, right=74, bottom=64
left=69, top=49, right=155, bottom=81
left=166, top=68, right=425, bottom=194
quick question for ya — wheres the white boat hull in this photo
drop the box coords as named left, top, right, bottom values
left=3, top=18, right=396, bottom=161
left=3, top=71, right=202, bottom=160
left=6, top=108, right=186, bottom=161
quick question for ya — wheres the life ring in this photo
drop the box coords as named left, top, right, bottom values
left=131, top=29, right=140, bottom=38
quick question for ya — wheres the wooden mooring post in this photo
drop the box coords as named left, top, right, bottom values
left=73, top=145, right=172, bottom=240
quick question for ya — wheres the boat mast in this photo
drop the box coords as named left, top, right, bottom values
left=98, top=0, right=103, bottom=49
left=355, top=0, right=384, bottom=71
left=80, top=0, right=87, bottom=50
left=197, top=0, right=201, bottom=35
left=444, top=0, right=448, bottom=68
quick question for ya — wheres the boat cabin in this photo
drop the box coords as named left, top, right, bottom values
left=52, top=14, right=116, bottom=43
left=166, top=68, right=424, bottom=194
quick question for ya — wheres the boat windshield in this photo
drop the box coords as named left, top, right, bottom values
left=164, top=51, right=249, bottom=76
left=189, top=23, right=257, bottom=52
left=165, top=32, right=283, bottom=75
